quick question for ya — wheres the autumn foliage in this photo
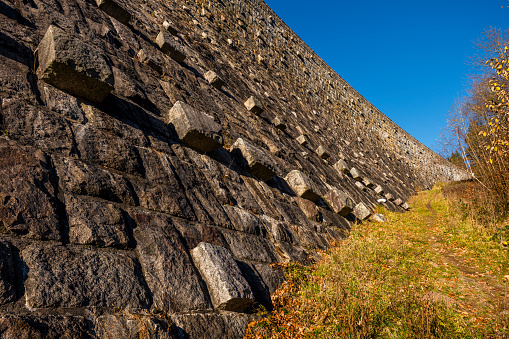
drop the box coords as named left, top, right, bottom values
left=441, top=28, right=509, bottom=220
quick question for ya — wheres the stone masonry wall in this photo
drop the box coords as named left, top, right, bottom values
left=0, top=0, right=468, bottom=337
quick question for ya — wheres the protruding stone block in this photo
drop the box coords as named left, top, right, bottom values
left=155, top=31, right=186, bottom=64
left=273, top=117, right=287, bottom=131
left=394, top=198, right=403, bottom=206
left=402, top=202, right=410, bottom=210
left=363, top=178, right=375, bottom=188
left=167, top=101, right=223, bottom=152
left=191, top=242, right=254, bottom=312
left=334, top=159, right=349, bottom=174
left=296, top=134, right=308, bottom=146
left=316, top=146, right=330, bottom=159
left=37, top=25, right=114, bottom=103
left=285, top=170, right=322, bottom=202
left=204, top=70, right=225, bottom=89
left=231, top=138, right=276, bottom=181
left=163, top=20, right=178, bottom=36
left=324, top=188, right=354, bottom=216
left=385, top=193, right=395, bottom=201
left=355, top=181, right=367, bottom=191
left=374, top=185, right=384, bottom=195
left=371, top=214, right=387, bottom=223
left=353, top=203, right=372, bottom=220
left=244, top=96, right=264, bottom=115
left=96, top=0, right=131, bottom=24
left=137, top=49, right=162, bottom=73
left=350, top=167, right=363, bottom=181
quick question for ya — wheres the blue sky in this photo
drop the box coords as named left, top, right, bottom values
left=264, top=0, right=509, bottom=153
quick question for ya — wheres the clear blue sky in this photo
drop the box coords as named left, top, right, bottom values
left=264, top=0, right=509, bottom=153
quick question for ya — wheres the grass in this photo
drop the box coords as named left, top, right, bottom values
left=245, top=182, right=509, bottom=338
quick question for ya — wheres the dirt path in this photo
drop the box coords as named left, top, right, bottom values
left=424, top=195, right=509, bottom=328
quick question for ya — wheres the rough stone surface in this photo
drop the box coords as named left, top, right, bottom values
left=137, top=49, right=163, bottom=73
left=74, top=125, right=145, bottom=176
left=37, top=25, right=114, bottom=103
left=22, top=245, right=151, bottom=309
left=402, top=202, right=411, bottom=210
left=0, top=139, right=61, bottom=241
left=374, top=185, right=385, bottom=195
left=385, top=193, right=395, bottom=201
left=167, top=101, right=223, bottom=152
left=132, top=211, right=211, bottom=313
left=273, top=117, right=287, bottom=130
left=394, top=198, right=403, bottom=206
left=0, top=315, right=93, bottom=339
left=334, top=159, right=349, bottom=174
left=220, top=228, right=279, bottom=263
left=95, top=313, right=178, bottom=338
left=96, top=0, right=131, bottom=24
left=296, top=134, right=308, bottom=146
left=171, top=313, right=254, bottom=339
left=353, top=203, right=372, bottom=221
left=204, top=70, right=225, bottom=89
left=231, top=138, right=277, bottom=181
left=316, top=146, right=330, bottom=159
left=363, top=178, right=375, bottom=188
left=163, top=20, right=179, bottom=35
left=371, top=214, right=387, bottom=223
left=190, top=242, right=254, bottom=311
left=55, top=157, right=136, bottom=205
left=0, top=240, right=16, bottom=305
left=155, top=31, right=186, bottom=64
left=350, top=167, right=363, bottom=181
left=244, top=96, right=264, bottom=115
left=285, top=170, right=323, bottom=202
left=66, top=194, right=131, bottom=248
left=223, top=205, right=265, bottom=235
left=324, top=188, right=355, bottom=216
left=355, top=181, right=368, bottom=191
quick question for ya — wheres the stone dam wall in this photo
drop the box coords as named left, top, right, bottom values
left=0, top=0, right=468, bottom=337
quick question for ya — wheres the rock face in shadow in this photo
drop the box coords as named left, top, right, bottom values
left=0, top=0, right=468, bottom=336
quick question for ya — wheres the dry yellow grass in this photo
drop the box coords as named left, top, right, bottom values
left=245, top=183, right=509, bottom=338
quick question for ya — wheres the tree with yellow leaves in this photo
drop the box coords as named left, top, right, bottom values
left=442, top=27, right=509, bottom=217
left=482, top=46, right=509, bottom=159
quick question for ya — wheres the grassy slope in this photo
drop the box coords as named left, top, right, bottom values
left=245, top=183, right=509, bottom=338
